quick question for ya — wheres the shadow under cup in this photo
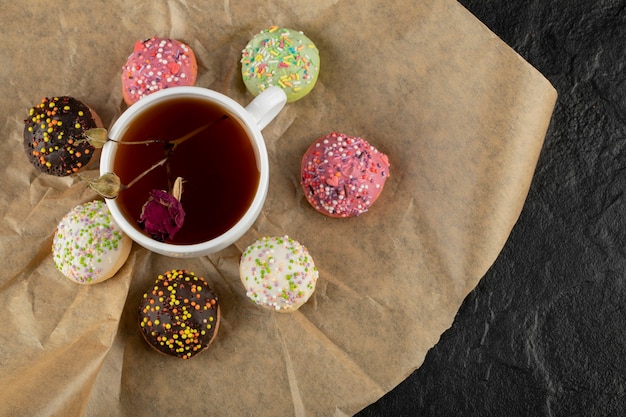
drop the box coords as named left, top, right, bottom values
left=100, top=86, right=278, bottom=258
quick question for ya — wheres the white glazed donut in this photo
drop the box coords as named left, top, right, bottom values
left=239, top=235, right=319, bottom=312
left=52, top=200, right=132, bottom=284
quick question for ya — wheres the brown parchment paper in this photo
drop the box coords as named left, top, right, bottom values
left=0, top=0, right=557, bottom=416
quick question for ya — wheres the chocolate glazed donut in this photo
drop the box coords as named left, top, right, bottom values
left=23, top=96, right=101, bottom=176
left=139, top=270, right=220, bottom=359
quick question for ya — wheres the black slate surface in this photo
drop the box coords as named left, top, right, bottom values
left=357, top=0, right=626, bottom=416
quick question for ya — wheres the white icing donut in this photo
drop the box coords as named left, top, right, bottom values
left=52, top=200, right=132, bottom=284
left=239, top=236, right=319, bottom=312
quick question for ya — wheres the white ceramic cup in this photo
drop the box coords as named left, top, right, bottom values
left=100, top=86, right=287, bottom=257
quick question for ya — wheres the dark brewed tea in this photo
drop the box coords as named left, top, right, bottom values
left=113, top=96, right=260, bottom=245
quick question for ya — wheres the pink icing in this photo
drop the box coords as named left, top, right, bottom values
left=121, top=37, right=197, bottom=105
left=300, top=132, right=390, bottom=218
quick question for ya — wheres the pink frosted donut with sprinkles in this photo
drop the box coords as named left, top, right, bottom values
left=240, top=236, right=319, bottom=313
left=301, top=132, right=390, bottom=218
left=121, top=36, right=197, bottom=105
left=52, top=200, right=132, bottom=284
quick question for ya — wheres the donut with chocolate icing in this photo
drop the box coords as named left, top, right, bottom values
left=122, top=36, right=198, bottom=105
left=23, top=96, right=102, bottom=176
left=139, top=269, right=220, bottom=359
left=239, top=236, right=319, bottom=312
left=301, top=132, right=390, bottom=218
left=52, top=200, right=132, bottom=284
left=241, top=26, right=320, bottom=102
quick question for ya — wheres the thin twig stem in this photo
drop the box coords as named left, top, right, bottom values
left=123, top=157, right=168, bottom=190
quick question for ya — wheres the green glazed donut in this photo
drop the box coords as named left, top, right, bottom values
left=241, top=26, right=320, bottom=102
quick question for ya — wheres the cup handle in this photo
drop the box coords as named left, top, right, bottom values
left=244, top=86, right=288, bottom=130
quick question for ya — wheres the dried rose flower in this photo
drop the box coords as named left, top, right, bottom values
left=138, top=186, right=185, bottom=242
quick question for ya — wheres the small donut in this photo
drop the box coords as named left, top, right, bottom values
left=239, top=236, right=318, bottom=313
left=241, top=26, right=320, bottom=102
left=301, top=132, right=390, bottom=218
left=121, top=36, right=198, bottom=105
left=23, top=96, right=102, bottom=176
left=52, top=200, right=132, bottom=284
left=139, top=269, right=220, bottom=359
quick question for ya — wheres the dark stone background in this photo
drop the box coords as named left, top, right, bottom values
left=357, top=0, right=626, bottom=416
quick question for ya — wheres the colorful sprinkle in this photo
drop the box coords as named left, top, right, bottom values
left=52, top=200, right=131, bottom=284
left=122, top=37, right=197, bottom=105
left=138, top=270, right=219, bottom=359
left=23, top=96, right=98, bottom=176
left=241, top=27, right=320, bottom=102
left=239, top=236, right=318, bottom=312
left=300, top=132, right=390, bottom=218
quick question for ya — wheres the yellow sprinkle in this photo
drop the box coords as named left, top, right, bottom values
left=74, top=123, right=81, bottom=129
left=63, top=105, right=70, bottom=111
left=78, top=111, right=84, bottom=116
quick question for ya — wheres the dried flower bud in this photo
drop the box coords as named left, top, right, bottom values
left=83, top=127, right=109, bottom=148
left=172, top=177, right=184, bottom=201
left=85, top=172, right=122, bottom=199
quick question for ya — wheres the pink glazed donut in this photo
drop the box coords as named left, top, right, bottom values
left=121, top=37, right=197, bottom=105
left=301, top=132, right=390, bottom=218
